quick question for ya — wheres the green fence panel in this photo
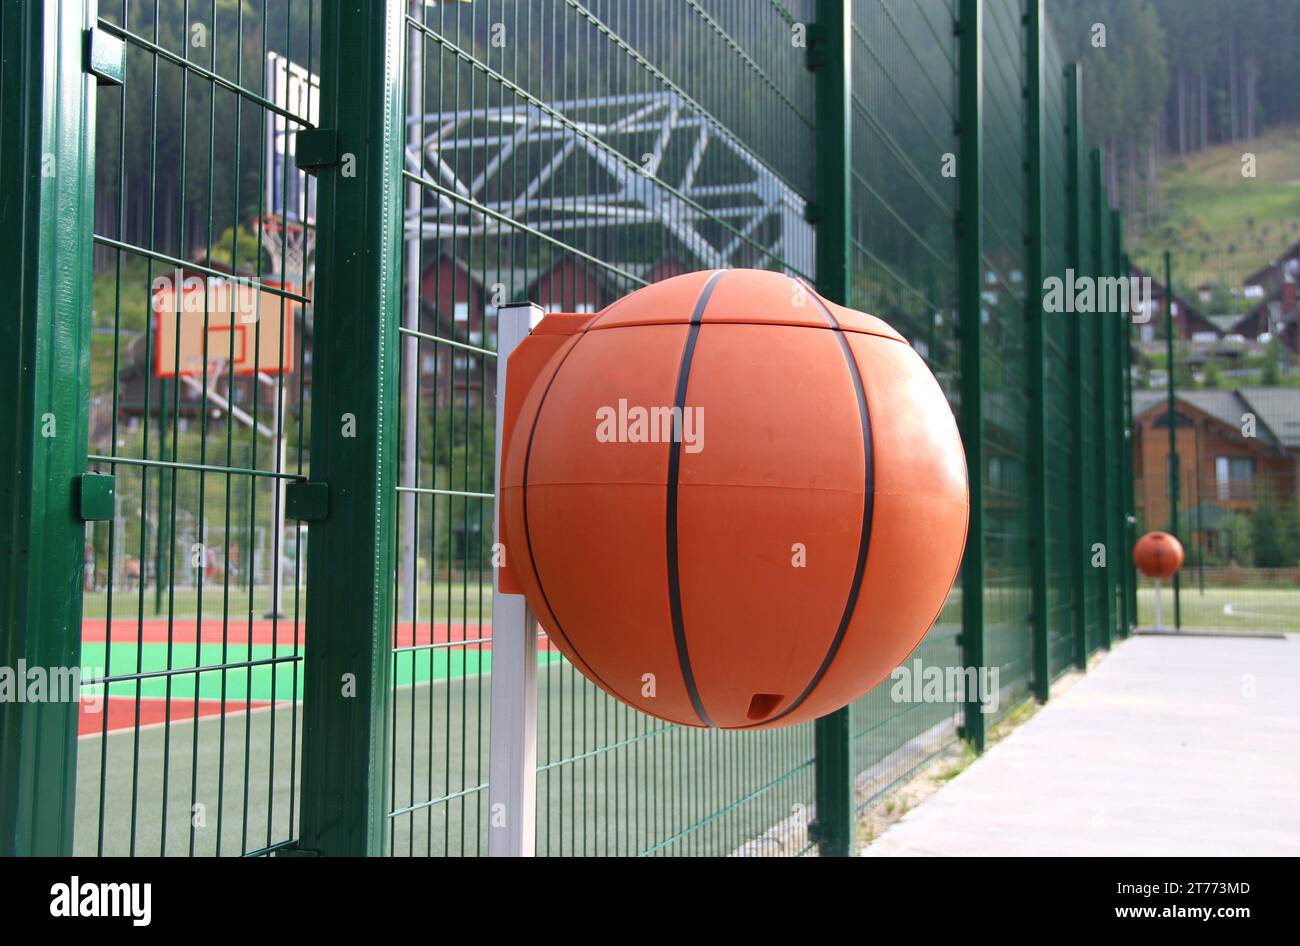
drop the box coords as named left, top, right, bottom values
left=391, top=0, right=820, bottom=858
left=2, top=0, right=1142, bottom=858
left=1064, top=63, right=1089, bottom=666
left=1131, top=235, right=1299, bottom=636
left=844, top=0, right=966, bottom=799
left=1112, top=209, right=1133, bottom=636
left=978, top=0, right=1033, bottom=721
left=1116, top=220, right=1136, bottom=637
left=1077, top=147, right=1104, bottom=657
left=1098, top=164, right=1123, bottom=647
left=1042, top=33, right=1078, bottom=681
left=0, top=0, right=101, bottom=856
left=73, top=0, right=320, bottom=856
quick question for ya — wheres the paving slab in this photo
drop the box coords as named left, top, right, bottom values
left=865, top=634, right=1300, bottom=857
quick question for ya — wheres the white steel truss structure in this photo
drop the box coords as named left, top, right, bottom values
left=402, top=91, right=813, bottom=276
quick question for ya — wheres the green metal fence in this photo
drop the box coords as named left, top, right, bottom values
left=88, top=0, right=315, bottom=856
left=2, top=0, right=1136, bottom=858
left=1041, top=32, right=1078, bottom=681
left=1130, top=238, right=1300, bottom=635
left=978, top=0, right=1033, bottom=722
left=843, top=0, right=962, bottom=820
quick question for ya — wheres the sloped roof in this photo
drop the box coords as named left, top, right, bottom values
left=1127, top=262, right=1222, bottom=337
left=1239, top=387, right=1300, bottom=448
left=1133, top=388, right=1249, bottom=431
left=1133, top=387, right=1300, bottom=448
left=1206, top=314, right=1247, bottom=334
left=1245, top=239, right=1300, bottom=286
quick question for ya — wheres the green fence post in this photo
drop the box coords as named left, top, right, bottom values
left=297, top=0, right=405, bottom=857
left=1162, top=248, right=1182, bottom=629
left=809, top=0, right=854, bottom=857
left=0, top=0, right=102, bottom=855
left=1122, top=249, right=1138, bottom=633
left=1064, top=64, right=1088, bottom=670
left=1194, top=423, right=1207, bottom=591
left=956, top=0, right=986, bottom=751
left=1090, top=151, right=1115, bottom=649
left=154, top=376, right=168, bottom=615
left=1025, top=0, right=1050, bottom=702
left=1110, top=211, right=1123, bottom=638
left=1112, top=210, right=1131, bottom=637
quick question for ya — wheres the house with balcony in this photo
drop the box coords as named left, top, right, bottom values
left=1132, top=387, right=1300, bottom=558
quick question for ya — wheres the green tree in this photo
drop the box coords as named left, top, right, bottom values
left=1281, top=503, right=1300, bottom=567
left=1261, top=338, right=1284, bottom=385
left=1225, top=511, right=1254, bottom=566
left=1049, top=0, right=1169, bottom=206
left=95, top=0, right=315, bottom=267
left=1251, top=498, right=1287, bottom=567
left=1201, top=354, right=1222, bottom=388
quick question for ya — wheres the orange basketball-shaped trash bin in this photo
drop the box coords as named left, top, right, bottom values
left=1134, top=531, right=1184, bottom=580
left=497, top=269, right=969, bottom=729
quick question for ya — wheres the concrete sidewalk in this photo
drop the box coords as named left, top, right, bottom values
left=865, top=634, right=1300, bottom=856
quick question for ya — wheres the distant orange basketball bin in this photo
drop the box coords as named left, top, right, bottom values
left=497, top=270, right=969, bottom=729
left=1134, top=531, right=1184, bottom=580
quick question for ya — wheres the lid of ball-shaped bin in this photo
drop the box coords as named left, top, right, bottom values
left=584, top=269, right=908, bottom=344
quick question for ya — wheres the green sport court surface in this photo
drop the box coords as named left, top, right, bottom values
left=71, top=575, right=1294, bottom=855
left=73, top=634, right=830, bottom=857
left=77, top=579, right=505, bottom=736
left=75, top=607, right=561, bottom=856
left=1135, top=586, right=1299, bottom=634
left=73, top=590, right=963, bottom=856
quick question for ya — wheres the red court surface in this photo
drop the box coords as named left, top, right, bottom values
left=78, top=696, right=275, bottom=736
left=81, top=619, right=496, bottom=647
left=78, top=619, right=560, bottom=737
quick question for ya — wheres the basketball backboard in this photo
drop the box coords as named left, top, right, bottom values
left=153, top=278, right=297, bottom=378
left=265, top=52, right=319, bottom=227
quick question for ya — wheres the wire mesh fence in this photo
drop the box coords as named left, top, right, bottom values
left=845, top=0, right=964, bottom=803
left=1041, top=30, right=1079, bottom=681
left=392, top=0, right=821, bottom=858
left=979, top=0, right=1034, bottom=720
left=4, top=0, right=1141, bottom=857
left=1131, top=241, right=1300, bottom=635
left=75, top=0, right=318, bottom=856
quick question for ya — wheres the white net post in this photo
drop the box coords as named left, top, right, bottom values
left=487, top=302, right=544, bottom=857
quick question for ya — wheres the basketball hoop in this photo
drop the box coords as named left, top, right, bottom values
left=258, top=213, right=315, bottom=292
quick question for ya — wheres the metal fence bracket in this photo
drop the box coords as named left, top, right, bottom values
left=77, top=473, right=115, bottom=522
left=286, top=481, right=329, bottom=521
left=84, top=28, right=124, bottom=86
left=294, top=129, right=339, bottom=173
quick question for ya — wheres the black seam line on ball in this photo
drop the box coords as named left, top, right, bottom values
left=756, top=283, right=875, bottom=726
left=665, top=269, right=727, bottom=729
left=521, top=331, right=617, bottom=697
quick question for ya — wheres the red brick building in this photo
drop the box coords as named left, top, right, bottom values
left=417, top=256, right=487, bottom=407
left=527, top=259, right=613, bottom=313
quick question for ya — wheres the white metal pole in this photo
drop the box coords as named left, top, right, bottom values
left=1153, top=578, right=1163, bottom=632
left=400, top=0, right=422, bottom=629
left=487, top=302, right=544, bottom=857
left=265, top=373, right=287, bottom=619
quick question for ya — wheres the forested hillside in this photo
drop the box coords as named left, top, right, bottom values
left=1049, top=0, right=1300, bottom=236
